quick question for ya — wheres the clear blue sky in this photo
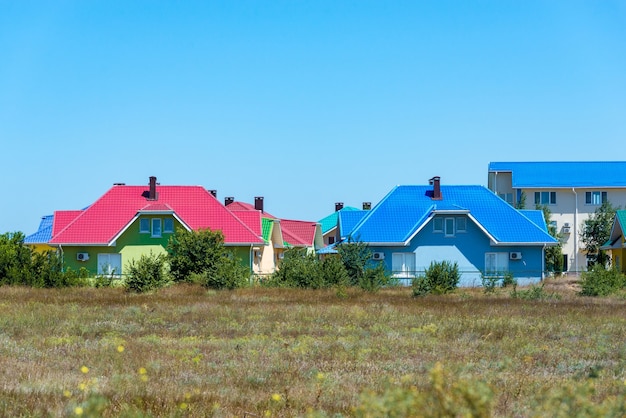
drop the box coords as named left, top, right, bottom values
left=2, top=1, right=625, bottom=234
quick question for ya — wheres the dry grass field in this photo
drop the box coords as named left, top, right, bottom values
left=1, top=279, right=625, bottom=417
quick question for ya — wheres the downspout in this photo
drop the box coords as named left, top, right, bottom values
left=572, top=188, right=578, bottom=273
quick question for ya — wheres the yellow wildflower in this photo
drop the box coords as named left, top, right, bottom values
left=271, top=393, right=281, bottom=402
left=117, top=345, right=125, bottom=353
left=80, top=366, right=89, bottom=374
left=74, top=406, right=84, bottom=416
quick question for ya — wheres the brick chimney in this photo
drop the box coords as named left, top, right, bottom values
left=254, top=197, right=264, bottom=212
left=429, top=176, right=442, bottom=200
left=335, top=202, right=344, bottom=212
left=148, top=176, right=158, bottom=200
left=225, top=197, right=234, bottom=206
left=362, top=202, right=371, bottom=210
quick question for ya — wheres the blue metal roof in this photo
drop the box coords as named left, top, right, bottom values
left=338, top=210, right=368, bottom=239
left=488, top=161, right=626, bottom=188
left=346, top=185, right=557, bottom=245
left=24, top=215, right=54, bottom=244
left=519, top=210, right=549, bottom=233
left=318, top=207, right=359, bottom=234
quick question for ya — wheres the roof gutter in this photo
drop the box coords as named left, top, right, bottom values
left=573, top=187, right=578, bottom=272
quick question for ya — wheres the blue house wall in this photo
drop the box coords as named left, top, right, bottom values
left=370, top=214, right=546, bottom=287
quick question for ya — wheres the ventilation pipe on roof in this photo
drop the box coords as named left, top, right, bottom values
left=335, top=202, right=344, bottom=212
left=225, top=197, right=234, bottom=206
left=429, top=176, right=442, bottom=200
left=255, top=197, right=264, bottom=212
left=363, top=202, right=372, bottom=210
left=208, top=190, right=217, bottom=198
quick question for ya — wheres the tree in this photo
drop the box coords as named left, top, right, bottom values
left=580, top=201, right=618, bottom=267
left=515, top=191, right=527, bottom=210
left=167, top=228, right=249, bottom=288
left=336, top=237, right=372, bottom=286
left=537, top=204, right=563, bottom=274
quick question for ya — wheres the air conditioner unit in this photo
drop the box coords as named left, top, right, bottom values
left=253, top=250, right=262, bottom=259
left=509, top=252, right=522, bottom=260
left=372, top=252, right=385, bottom=260
left=77, top=252, right=89, bottom=261
left=563, top=223, right=570, bottom=228
left=278, top=252, right=284, bottom=259
left=562, top=226, right=571, bottom=234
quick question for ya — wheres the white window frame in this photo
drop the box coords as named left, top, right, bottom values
left=139, top=218, right=150, bottom=234
left=444, top=218, right=455, bottom=237
left=456, top=217, right=467, bottom=232
left=392, top=252, right=416, bottom=278
left=484, top=252, right=509, bottom=277
left=163, top=218, right=174, bottom=233
left=534, top=191, right=556, bottom=205
left=433, top=218, right=443, bottom=233
left=151, top=218, right=162, bottom=238
left=585, top=191, right=607, bottom=206
left=97, top=253, right=122, bottom=276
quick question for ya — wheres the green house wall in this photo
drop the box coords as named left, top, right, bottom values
left=61, top=215, right=253, bottom=276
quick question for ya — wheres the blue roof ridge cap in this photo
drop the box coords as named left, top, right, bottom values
left=401, top=205, right=437, bottom=243
left=345, top=185, right=400, bottom=239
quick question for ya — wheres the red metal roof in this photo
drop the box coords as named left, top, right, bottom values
left=50, top=184, right=263, bottom=245
left=226, top=201, right=277, bottom=219
left=52, top=210, right=84, bottom=236
left=281, top=219, right=318, bottom=247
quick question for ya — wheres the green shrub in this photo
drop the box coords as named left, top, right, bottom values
left=359, top=261, right=393, bottom=292
left=511, top=283, right=560, bottom=301
left=125, top=252, right=169, bottom=293
left=579, top=265, right=626, bottom=297
left=336, top=239, right=372, bottom=286
left=412, top=260, right=460, bottom=296
left=265, top=248, right=325, bottom=288
left=191, top=254, right=250, bottom=290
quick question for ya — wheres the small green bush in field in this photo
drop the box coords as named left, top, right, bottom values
left=125, top=252, right=169, bottom=293
left=412, top=260, right=460, bottom=296
left=579, top=265, right=626, bottom=296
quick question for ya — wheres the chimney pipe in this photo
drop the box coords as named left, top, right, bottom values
left=429, top=176, right=442, bottom=200
left=225, top=197, right=234, bottom=206
left=254, top=196, right=264, bottom=212
left=335, top=202, right=344, bottom=212
left=362, top=202, right=371, bottom=210
left=208, top=190, right=217, bottom=198
left=148, top=176, right=158, bottom=200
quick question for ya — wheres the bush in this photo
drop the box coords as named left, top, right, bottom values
left=125, top=252, right=169, bottom=293
left=579, top=265, right=626, bottom=297
left=265, top=248, right=325, bottom=288
left=412, top=260, right=460, bottom=296
left=336, top=238, right=372, bottom=286
left=191, top=255, right=250, bottom=290
left=511, top=283, right=560, bottom=301
left=359, top=261, right=393, bottom=292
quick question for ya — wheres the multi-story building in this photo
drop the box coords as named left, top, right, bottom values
left=488, top=162, right=626, bottom=273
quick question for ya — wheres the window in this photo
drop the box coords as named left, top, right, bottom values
left=392, top=253, right=416, bottom=278
left=97, top=253, right=122, bottom=276
left=151, top=218, right=162, bottom=237
left=456, top=217, right=467, bottom=232
left=433, top=218, right=443, bottom=233
left=534, top=191, right=556, bottom=205
left=328, top=236, right=335, bottom=245
left=139, top=218, right=150, bottom=233
left=484, top=252, right=509, bottom=276
left=498, top=193, right=513, bottom=205
left=445, top=218, right=455, bottom=236
left=164, top=218, right=174, bottom=233
left=585, top=191, right=607, bottom=205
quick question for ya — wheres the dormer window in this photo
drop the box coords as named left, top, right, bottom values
left=140, top=218, right=150, bottom=233
left=151, top=219, right=162, bottom=237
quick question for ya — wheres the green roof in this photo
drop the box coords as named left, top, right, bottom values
left=262, top=218, right=273, bottom=242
